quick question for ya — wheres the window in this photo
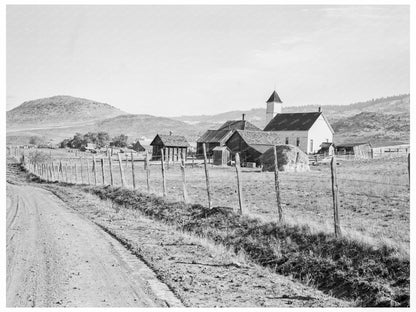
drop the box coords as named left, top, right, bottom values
left=285, top=137, right=289, bottom=144
left=310, top=139, right=314, bottom=153
left=296, top=137, right=300, bottom=147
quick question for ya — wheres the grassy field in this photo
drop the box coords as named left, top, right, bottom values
left=27, top=148, right=410, bottom=255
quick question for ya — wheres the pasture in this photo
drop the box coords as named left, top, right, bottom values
left=25, top=147, right=410, bottom=255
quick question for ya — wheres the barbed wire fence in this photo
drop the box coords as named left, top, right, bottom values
left=8, top=144, right=410, bottom=241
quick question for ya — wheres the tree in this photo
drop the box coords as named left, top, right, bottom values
left=70, top=133, right=84, bottom=149
left=96, top=132, right=110, bottom=148
left=29, top=136, right=44, bottom=146
left=59, top=138, right=71, bottom=148
left=111, top=134, right=128, bottom=148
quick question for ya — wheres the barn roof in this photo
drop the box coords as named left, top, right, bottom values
left=266, top=90, right=283, bottom=103
left=218, top=120, right=261, bottom=131
left=264, top=112, right=334, bottom=132
left=336, top=142, right=371, bottom=148
left=150, top=134, right=190, bottom=147
left=196, top=129, right=233, bottom=143
left=233, top=130, right=282, bottom=146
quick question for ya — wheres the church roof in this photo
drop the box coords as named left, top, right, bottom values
left=266, top=90, right=283, bottom=103
left=264, top=112, right=334, bottom=132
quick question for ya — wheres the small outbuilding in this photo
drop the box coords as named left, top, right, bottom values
left=212, top=146, right=231, bottom=166
left=335, top=142, right=372, bottom=159
left=317, top=142, right=335, bottom=156
left=259, top=145, right=310, bottom=172
left=150, top=134, right=190, bottom=161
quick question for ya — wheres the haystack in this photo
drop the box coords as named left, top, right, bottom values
left=259, top=145, right=310, bottom=172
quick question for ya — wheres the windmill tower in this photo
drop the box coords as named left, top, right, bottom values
left=266, top=90, right=283, bottom=125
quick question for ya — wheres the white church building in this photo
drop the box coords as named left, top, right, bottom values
left=263, top=91, right=334, bottom=154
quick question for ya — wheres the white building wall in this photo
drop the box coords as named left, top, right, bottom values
left=267, top=130, right=309, bottom=153
left=307, top=115, right=334, bottom=153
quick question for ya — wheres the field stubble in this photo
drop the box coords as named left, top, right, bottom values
left=45, top=149, right=409, bottom=256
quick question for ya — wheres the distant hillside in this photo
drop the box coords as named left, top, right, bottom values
left=7, top=95, right=126, bottom=129
left=173, top=94, right=409, bottom=129
left=93, top=114, right=202, bottom=142
left=173, top=94, right=410, bottom=145
left=333, top=112, right=410, bottom=144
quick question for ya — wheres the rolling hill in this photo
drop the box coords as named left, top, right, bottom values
left=7, top=95, right=126, bottom=130
left=6, top=93, right=410, bottom=146
left=6, top=96, right=202, bottom=145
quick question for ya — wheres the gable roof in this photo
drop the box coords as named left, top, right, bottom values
left=264, top=112, right=334, bottom=132
left=231, top=130, right=282, bottom=146
left=150, top=134, right=190, bottom=147
left=218, top=120, right=261, bottom=131
left=197, top=129, right=233, bottom=143
left=266, top=90, right=283, bottom=103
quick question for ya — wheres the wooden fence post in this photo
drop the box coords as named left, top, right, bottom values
left=80, top=158, right=84, bottom=184
left=117, top=153, right=126, bottom=187
left=51, top=161, right=55, bottom=181
left=74, top=162, right=78, bottom=184
left=180, top=151, right=188, bottom=203
left=125, top=153, right=128, bottom=169
left=202, top=143, right=212, bottom=209
left=160, top=148, right=167, bottom=197
left=86, top=157, right=91, bottom=185
left=59, top=161, right=63, bottom=182
left=331, top=156, right=341, bottom=237
left=49, top=164, right=53, bottom=182
left=101, top=158, right=105, bottom=185
left=131, top=151, right=136, bottom=190
left=273, top=146, right=283, bottom=222
left=108, top=153, right=114, bottom=186
left=408, top=153, right=410, bottom=186
left=235, top=153, right=244, bottom=214
left=64, top=162, right=68, bottom=182
left=93, top=156, right=97, bottom=185
left=145, top=153, right=151, bottom=193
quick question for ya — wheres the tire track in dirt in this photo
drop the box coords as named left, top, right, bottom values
left=6, top=181, right=182, bottom=307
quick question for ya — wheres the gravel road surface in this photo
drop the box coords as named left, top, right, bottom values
left=6, top=181, right=182, bottom=307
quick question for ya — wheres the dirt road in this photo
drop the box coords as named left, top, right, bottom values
left=6, top=181, right=182, bottom=307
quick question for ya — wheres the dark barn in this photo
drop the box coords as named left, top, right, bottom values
left=225, top=130, right=282, bottom=165
left=196, top=117, right=260, bottom=157
left=150, top=134, right=190, bottom=161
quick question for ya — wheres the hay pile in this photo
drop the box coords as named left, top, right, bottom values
left=259, top=145, right=310, bottom=172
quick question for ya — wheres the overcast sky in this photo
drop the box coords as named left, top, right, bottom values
left=7, top=5, right=409, bottom=116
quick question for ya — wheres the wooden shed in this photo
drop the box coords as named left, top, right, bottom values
left=212, top=146, right=231, bottom=166
left=150, top=134, right=190, bottom=161
left=225, top=130, right=282, bottom=165
left=335, top=142, right=372, bottom=159
left=318, top=142, right=335, bottom=156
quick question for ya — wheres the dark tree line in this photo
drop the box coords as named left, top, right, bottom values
left=60, top=132, right=129, bottom=149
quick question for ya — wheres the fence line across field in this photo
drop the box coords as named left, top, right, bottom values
left=15, top=146, right=410, bottom=238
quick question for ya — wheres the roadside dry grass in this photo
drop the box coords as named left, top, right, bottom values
left=40, top=148, right=409, bottom=255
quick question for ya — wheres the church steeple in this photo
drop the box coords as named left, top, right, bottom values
left=266, top=90, right=282, bottom=124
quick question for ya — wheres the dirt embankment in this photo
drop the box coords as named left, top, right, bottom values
left=82, top=186, right=409, bottom=307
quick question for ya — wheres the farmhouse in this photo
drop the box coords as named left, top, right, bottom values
left=264, top=90, right=334, bottom=154
left=335, top=142, right=372, bottom=158
left=150, top=134, right=190, bottom=161
left=225, top=130, right=282, bottom=164
left=196, top=115, right=260, bottom=157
